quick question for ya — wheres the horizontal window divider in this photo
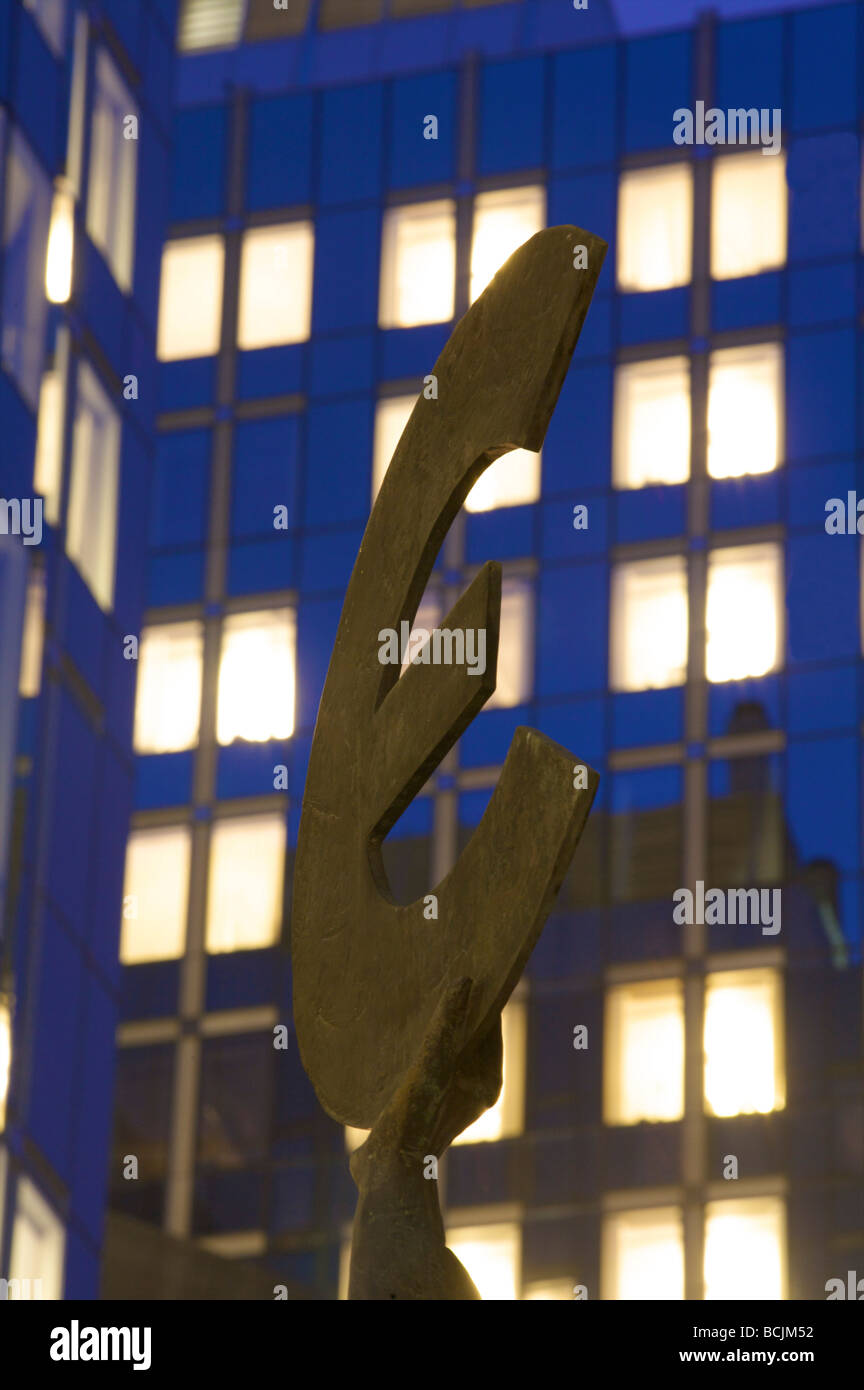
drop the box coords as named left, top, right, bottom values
left=601, top=1186, right=684, bottom=1212
left=608, top=743, right=686, bottom=770
left=117, top=1019, right=181, bottom=1046
left=199, top=1006, right=279, bottom=1037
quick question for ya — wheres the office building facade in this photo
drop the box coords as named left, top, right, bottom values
left=105, top=0, right=864, bottom=1299
left=0, top=0, right=177, bottom=1299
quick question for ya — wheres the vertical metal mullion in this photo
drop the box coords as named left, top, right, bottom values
left=682, top=8, right=717, bottom=1305
left=165, top=83, right=249, bottom=1242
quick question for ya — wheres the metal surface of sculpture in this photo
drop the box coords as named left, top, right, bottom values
left=292, top=225, right=607, bottom=1299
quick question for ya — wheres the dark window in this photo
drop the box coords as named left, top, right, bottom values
left=110, top=1044, right=175, bottom=1223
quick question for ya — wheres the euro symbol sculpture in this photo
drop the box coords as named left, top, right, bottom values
left=292, top=225, right=607, bottom=1299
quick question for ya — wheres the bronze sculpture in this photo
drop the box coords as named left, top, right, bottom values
left=292, top=224, right=607, bottom=1298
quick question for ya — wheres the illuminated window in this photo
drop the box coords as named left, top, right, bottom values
left=66, top=362, right=120, bottom=610
left=22, top=0, right=66, bottom=55
left=704, top=968, right=784, bottom=1118
left=711, top=151, right=787, bottom=281
left=237, top=222, right=314, bottom=350
left=33, top=352, right=66, bottom=524
left=344, top=1124, right=366, bottom=1155
left=617, top=165, right=693, bottom=292
left=613, top=356, right=690, bottom=488
left=611, top=557, right=688, bottom=692
left=372, top=395, right=414, bottom=498
left=465, top=449, right=540, bottom=513
left=446, top=1222, right=520, bottom=1301
left=338, top=1237, right=352, bottom=1299
left=708, top=344, right=783, bottom=479
left=704, top=1196, right=785, bottom=1300
left=86, top=50, right=137, bottom=292
left=379, top=200, right=456, bottom=328
left=523, top=1279, right=575, bottom=1300
left=454, top=999, right=525, bottom=1143
left=602, top=1207, right=684, bottom=1300
left=134, top=622, right=204, bottom=754
left=206, top=813, right=286, bottom=953
left=216, top=609, right=296, bottom=745
left=487, top=578, right=533, bottom=709
left=179, top=0, right=246, bottom=50
left=65, top=11, right=88, bottom=196
left=604, top=979, right=685, bottom=1124
left=372, top=394, right=538, bottom=513
left=1, top=129, right=52, bottom=408
left=470, top=186, right=545, bottom=304
left=120, top=826, right=191, bottom=963
left=706, top=543, right=782, bottom=683
left=157, top=236, right=224, bottom=361
left=8, top=1176, right=66, bottom=1300
left=45, top=182, right=74, bottom=304
left=18, top=569, right=45, bottom=698
left=0, top=998, right=10, bottom=1131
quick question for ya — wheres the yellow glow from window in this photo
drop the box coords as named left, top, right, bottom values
left=604, top=980, right=685, bottom=1124
left=237, top=222, right=314, bottom=350
left=372, top=402, right=540, bottom=514
left=704, top=968, right=784, bottom=1118
left=704, top=1197, right=785, bottom=1300
left=523, top=1279, right=575, bottom=1300
left=18, top=570, right=45, bottom=699
left=617, top=164, right=693, bottom=292
left=446, top=1222, right=520, bottom=1300
left=603, top=1208, right=684, bottom=1300
left=344, top=1125, right=367, bottom=1154
left=34, top=365, right=65, bottom=525
left=86, top=50, right=137, bottom=292
left=120, top=826, right=191, bottom=963
left=611, top=557, right=688, bottom=692
left=9, top=1176, right=66, bottom=1300
left=179, top=0, right=245, bottom=51
left=134, top=622, right=203, bottom=754
left=216, top=609, right=296, bottom=745
left=706, top=543, right=781, bottom=683
left=379, top=201, right=455, bottom=328
left=455, top=1000, right=525, bottom=1144
left=465, top=449, right=540, bottom=512
left=372, top=395, right=414, bottom=499
left=157, top=236, right=225, bottom=360
left=67, top=362, right=120, bottom=611
left=613, top=356, right=691, bottom=488
left=45, top=185, right=74, bottom=304
left=0, top=998, right=11, bottom=1131
left=708, top=344, right=782, bottom=479
left=470, top=186, right=545, bottom=304
left=485, top=581, right=533, bottom=710
left=711, top=152, right=787, bottom=281
left=206, top=814, right=286, bottom=953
